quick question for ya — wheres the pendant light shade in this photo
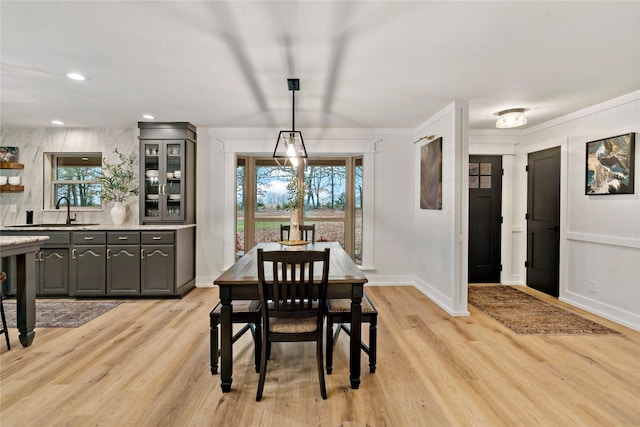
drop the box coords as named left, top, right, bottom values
left=274, top=78, right=307, bottom=168
left=495, top=108, right=528, bottom=128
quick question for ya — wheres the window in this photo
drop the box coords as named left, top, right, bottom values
left=237, top=156, right=363, bottom=264
left=45, top=153, right=102, bottom=209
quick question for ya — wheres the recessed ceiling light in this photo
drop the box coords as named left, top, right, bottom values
left=142, top=114, right=155, bottom=120
left=51, top=120, right=64, bottom=125
left=66, top=72, right=86, bottom=81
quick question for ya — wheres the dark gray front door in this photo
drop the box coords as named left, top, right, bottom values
left=468, top=156, right=503, bottom=283
left=527, top=146, right=561, bottom=297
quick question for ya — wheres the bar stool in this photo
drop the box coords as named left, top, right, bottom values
left=325, top=293, right=378, bottom=374
left=0, top=272, right=11, bottom=350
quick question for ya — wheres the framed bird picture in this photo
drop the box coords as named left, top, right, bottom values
left=585, top=132, right=635, bottom=195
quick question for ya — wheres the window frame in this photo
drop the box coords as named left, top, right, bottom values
left=44, top=152, right=103, bottom=210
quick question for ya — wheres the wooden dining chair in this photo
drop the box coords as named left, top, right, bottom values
left=280, top=224, right=316, bottom=243
left=256, top=248, right=330, bottom=401
left=325, top=293, right=378, bottom=374
left=209, top=300, right=261, bottom=374
left=0, top=272, right=11, bottom=350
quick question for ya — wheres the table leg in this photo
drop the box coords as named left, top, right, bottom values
left=350, top=291, right=362, bottom=389
left=220, top=295, right=233, bottom=392
left=16, top=252, right=36, bottom=347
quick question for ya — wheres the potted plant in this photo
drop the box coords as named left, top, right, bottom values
left=100, top=148, right=139, bottom=225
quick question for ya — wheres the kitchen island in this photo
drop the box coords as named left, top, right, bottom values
left=0, top=235, right=49, bottom=346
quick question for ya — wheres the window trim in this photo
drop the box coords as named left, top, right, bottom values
left=43, top=152, right=103, bottom=211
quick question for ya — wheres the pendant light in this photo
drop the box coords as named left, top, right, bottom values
left=273, top=78, right=307, bottom=168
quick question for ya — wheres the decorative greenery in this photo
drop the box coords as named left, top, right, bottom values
left=285, top=174, right=306, bottom=209
left=100, top=149, right=139, bottom=203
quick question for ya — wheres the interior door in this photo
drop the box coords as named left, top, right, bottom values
left=468, top=156, right=502, bottom=283
left=526, top=146, right=561, bottom=297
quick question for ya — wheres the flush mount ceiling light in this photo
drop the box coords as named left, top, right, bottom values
left=66, top=72, right=86, bottom=81
left=495, top=108, right=528, bottom=128
left=273, top=78, right=307, bottom=168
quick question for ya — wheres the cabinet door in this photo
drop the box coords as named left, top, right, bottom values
left=72, top=245, right=106, bottom=296
left=141, top=140, right=164, bottom=222
left=163, top=141, right=185, bottom=222
left=140, top=245, right=175, bottom=295
left=107, top=245, right=140, bottom=296
left=38, top=248, right=70, bottom=296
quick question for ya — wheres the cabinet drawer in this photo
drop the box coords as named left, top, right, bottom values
left=107, top=232, right=140, bottom=245
left=72, top=232, right=106, bottom=245
left=41, top=231, right=71, bottom=245
left=141, top=231, right=175, bottom=245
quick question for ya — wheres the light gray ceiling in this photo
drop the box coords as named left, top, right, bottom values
left=1, top=1, right=639, bottom=130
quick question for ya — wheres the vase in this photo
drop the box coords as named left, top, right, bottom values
left=289, top=208, right=301, bottom=241
left=110, top=202, right=127, bottom=225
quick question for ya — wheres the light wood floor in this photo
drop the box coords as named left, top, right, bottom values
left=1, top=286, right=638, bottom=426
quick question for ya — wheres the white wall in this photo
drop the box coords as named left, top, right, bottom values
left=516, top=91, right=640, bottom=330
left=412, top=101, right=469, bottom=316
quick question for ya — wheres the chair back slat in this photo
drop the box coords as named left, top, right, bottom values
left=257, top=248, right=330, bottom=319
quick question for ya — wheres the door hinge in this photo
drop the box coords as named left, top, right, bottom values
left=525, top=213, right=529, bottom=220
left=502, top=168, right=504, bottom=176
left=525, top=165, right=529, bottom=172
left=524, top=261, right=529, bottom=268
left=500, top=216, right=504, bottom=224
left=500, top=264, right=503, bottom=272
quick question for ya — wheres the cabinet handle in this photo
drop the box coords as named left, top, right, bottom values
left=141, top=248, right=145, bottom=260
left=84, top=236, right=94, bottom=240
left=152, top=236, right=162, bottom=240
left=72, top=249, right=77, bottom=260
left=118, top=236, right=128, bottom=240
left=39, top=250, right=44, bottom=262
left=106, top=249, right=111, bottom=259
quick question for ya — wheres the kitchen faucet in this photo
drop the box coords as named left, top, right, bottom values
left=55, top=196, right=77, bottom=225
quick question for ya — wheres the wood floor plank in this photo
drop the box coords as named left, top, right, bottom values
left=1, top=286, right=638, bottom=426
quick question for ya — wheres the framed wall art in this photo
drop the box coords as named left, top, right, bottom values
left=585, top=132, right=635, bottom=195
left=0, top=146, right=18, bottom=163
left=420, top=137, right=442, bottom=209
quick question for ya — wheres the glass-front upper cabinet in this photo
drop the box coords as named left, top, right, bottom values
left=139, top=122, right=196, bottom=224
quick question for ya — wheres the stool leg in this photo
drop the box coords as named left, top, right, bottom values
left=210, top=314, right=219, bottom=375
left=369, top=315, right=377, bottom=373
left=1, top=299, right=10, bottom=351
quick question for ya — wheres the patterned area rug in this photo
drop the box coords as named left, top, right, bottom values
left=3, top=301, right=121, bottom=328
left=468, top=285, right=622, bottom=335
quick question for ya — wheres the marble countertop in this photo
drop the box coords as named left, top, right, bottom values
left=0, top=224, right=196, bottom=231
left=0, top=235, right=50, bottom=247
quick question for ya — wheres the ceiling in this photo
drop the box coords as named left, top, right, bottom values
left=1, top=1, right=639, bottom=131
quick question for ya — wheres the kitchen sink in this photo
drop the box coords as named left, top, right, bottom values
left=7, top=223, right=100, bottom=228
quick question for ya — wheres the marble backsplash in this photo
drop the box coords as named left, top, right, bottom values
left=0, top=127, right=140, bottom=226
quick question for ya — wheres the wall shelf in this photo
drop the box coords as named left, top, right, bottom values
left=0, top=162, right=25, bottom=169
left=0, top=184, right=24, bottom=192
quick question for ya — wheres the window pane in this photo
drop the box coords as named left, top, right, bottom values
left=54, top=182, right=102, bottom=207
left=469, top=176, right=479, bottom=188
left=304, top=163, right=346, bottom=218
left=469, top=162, right=479, bottom=176
left=56, top=155, right=101, bottom=181
left=480, top=175, right=491, bottom=189
left=254, top=220, right=284, bottom=244
left=480, top=162, right=491, bottom=175
left=309, top=220, right=345, bottom=247
left=236, top=159, right=245, bottom=259
left=354, top=158, right=363, bottom=265
left=255, top=165, right=296, bottom=218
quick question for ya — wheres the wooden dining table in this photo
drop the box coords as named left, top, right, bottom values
left=213, top=241, right=368, bottom=392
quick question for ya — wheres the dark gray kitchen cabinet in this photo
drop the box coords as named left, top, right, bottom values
left=107, top=232, right=141, bottom=296
left=139, top=122, right=196, bottom=225
left=140, top=231, right=175, bottom=296
left=71, top=232, right=107, bottom=297
left=37, top=232, right=71, bottom=296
